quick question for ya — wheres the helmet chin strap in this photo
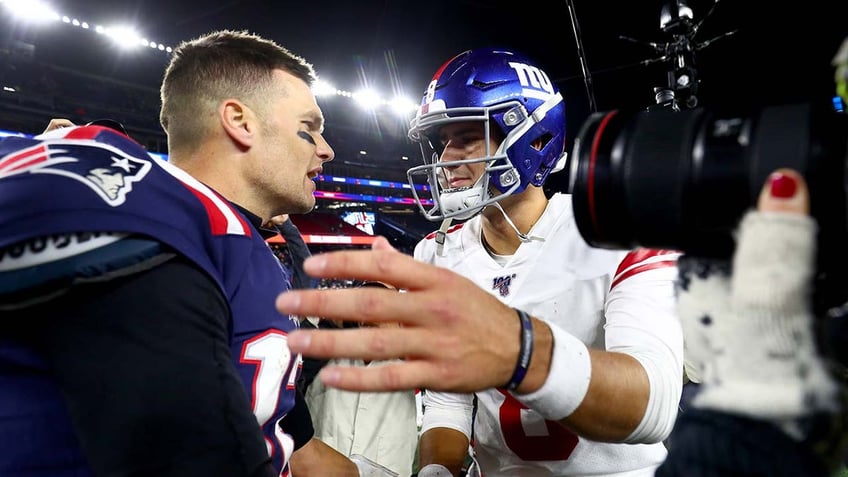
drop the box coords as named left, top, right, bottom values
left=435, top=217, right=453, bottom=257
left=434, top=192, right=545, bottom=257
left=490, top=201, right=545, bottom=244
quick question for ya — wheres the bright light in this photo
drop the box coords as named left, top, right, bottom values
left=105, top=26, right=144, bottom=49
left=3, top=86, right=16, bottom=92
left=388, top=96, right=418, bottom=117
left=352, top=89, right=381, bottom=109
left=2, top=2, right=421, bottom=120
left=312, top=79, right=337, bottom=97
left=3, top=0, right=60, bottom=23
left=359, top=150, right=368, bottom=155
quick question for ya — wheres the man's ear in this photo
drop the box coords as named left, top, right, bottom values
left=219, top=99, right=257, bottom=149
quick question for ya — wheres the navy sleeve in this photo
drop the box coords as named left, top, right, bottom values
left=31, top=254, right=276, bottom=477
left=275, top=218, right=314, bottom=290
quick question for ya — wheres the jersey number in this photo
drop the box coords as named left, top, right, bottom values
left=498, top=391, right=579, bottom=461
left=241, top=330, right=299, bottom=470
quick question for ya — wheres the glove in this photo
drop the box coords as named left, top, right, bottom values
left=677, top=209, right=839, bottom=426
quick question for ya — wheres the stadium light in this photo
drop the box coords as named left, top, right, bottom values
left=2, top=0, right=60, bottom=23
left=312, top=79, right=338, bottom=97
left=388, top=96, right=418, bottom=117
left=104, top=25, right=145, bottom=49
left=352, top=89, right=382, bottom=110
left=2, top=2, right=420, bottom=121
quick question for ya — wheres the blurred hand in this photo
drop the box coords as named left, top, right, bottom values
left=679, top=168, right=838, bottom=419
left=276, top=236, right=536, bottom=393
left=269, top=214, right=289, bottom=226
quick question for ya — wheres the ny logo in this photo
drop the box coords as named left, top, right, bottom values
left=492, top=273, right=517, bottom=297
left=508, top=62, right=554, bottom=95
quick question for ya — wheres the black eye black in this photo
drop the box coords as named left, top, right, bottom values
left=297, top=131, right=316, bottom=145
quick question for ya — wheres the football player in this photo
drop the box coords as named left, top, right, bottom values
left=404, top=48, right=684, bottom=477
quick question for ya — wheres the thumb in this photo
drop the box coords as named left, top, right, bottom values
left=758, top=169, right=810, bottom=215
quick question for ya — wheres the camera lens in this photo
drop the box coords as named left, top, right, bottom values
left=570, top=102, right=846, bottom=256
left=569, top=101, right=848, bottom=311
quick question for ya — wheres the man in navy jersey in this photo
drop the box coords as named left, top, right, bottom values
left=0, top=30, right=360, bottom=476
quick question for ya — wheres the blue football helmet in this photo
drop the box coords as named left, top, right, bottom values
left=407, top=48, right=567, bottom=221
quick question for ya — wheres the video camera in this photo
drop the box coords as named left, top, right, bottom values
left=567, top=101, right=848, bottom=314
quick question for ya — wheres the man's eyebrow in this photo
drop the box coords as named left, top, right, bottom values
left=300, top=111, right=325, bottom=132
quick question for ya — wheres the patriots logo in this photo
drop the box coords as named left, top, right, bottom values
left=0, top=139, right=152, bottom=207
left=492, top=273, right=517, bottom=297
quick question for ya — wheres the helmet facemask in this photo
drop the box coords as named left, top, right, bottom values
left=408, top=102, right=531, bottom=221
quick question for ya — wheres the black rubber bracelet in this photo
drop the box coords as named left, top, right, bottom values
left=505, top=309, right=534, bottom=391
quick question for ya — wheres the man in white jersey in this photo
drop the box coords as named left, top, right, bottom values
left=403, top=48, right=683, bottom=477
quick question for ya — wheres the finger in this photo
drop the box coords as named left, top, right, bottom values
left=371, top=235, right=397, bottom=252
left=734, top=169, right=816, bottom=309
left=279, top=286, right=435, bottom=327
left=757, top=168, right=809, bottom=215
left=288, top=326, right=443, bottom=362
left=301, top=247, right=458, bottom=292
left=43, top=118, right=75, bottom=133
left=316, top=360, right=451, bottom=392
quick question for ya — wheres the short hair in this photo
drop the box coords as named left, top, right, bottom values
left=159, top=29, right=316, bottom=152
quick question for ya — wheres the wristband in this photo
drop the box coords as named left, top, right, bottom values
left=513, top=324, right=591, bottom=420
left=504, top=309, right=534, bottom=391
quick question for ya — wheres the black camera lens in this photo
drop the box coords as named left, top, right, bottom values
left=569, top=101, right=848, bottom=311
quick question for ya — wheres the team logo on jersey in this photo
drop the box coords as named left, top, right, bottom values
left=492, top=273, right=517, bottom=297
left=0, top=140, right=152, bottom=207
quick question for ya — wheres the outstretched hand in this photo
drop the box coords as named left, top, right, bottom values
left=277, top=237, right=551, bottom=393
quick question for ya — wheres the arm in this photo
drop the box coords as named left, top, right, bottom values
left=38, top=254, right=275, bottom=477
left=418, top=429, right=469, bottom=476
left=276, top=239, right=683, bottom=445
left=274, top=216, right=314, bottom=290
left=659, top=169, right=843, bottom=476
left=417, top=391, right=474, bottom=476
left=288, top=437, right=359, bottom=476
left=518, top=252, right=683, bottom=443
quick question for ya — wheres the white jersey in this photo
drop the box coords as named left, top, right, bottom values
left=415, top=194, right=682, bottom=477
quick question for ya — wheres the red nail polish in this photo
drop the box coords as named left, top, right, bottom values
left=769, top=173, right=797, bottom=199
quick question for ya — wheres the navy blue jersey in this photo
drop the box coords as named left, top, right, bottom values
left=0, top=126, right=302, bottom=474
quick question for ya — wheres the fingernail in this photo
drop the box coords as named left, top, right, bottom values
left=769, top=172, right=798, bottom=199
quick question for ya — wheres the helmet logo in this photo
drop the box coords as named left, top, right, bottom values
left=508, top=62, right=555, bottom=96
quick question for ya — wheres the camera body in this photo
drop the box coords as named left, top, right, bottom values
left=568, top=101, right=848, bottom=312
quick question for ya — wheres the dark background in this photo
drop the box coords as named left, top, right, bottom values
left=1, top=0, right=846, bottom=184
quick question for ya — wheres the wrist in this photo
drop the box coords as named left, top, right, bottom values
left=513, top=324, right=592, bottom=420
left=515, top=318, right=553, bottom=394
left=503, top=309, right=535, bottom=391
